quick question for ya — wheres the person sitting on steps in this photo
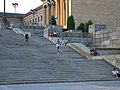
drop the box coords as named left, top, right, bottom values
left=112, top=68, right=120, bottom=79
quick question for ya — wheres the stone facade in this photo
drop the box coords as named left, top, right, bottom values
left=2, top=0, right=120, bottom=30
left=95, top=27, right=120, bottom=48
left=23, top=0, right=70, bottom=28
left=22, top=5, right=44, bottom=27
left=41, top=0, right=120, bottom=29
left=71, top=0, right=120, bottom=29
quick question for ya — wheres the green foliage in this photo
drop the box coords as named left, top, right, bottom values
left=84, top=20, right=93, bottom=32
left=67, top=15, right=75, bottom=30
left=76, top=22, right=85, bottom=32
left=49, top=15, right=56, bottom=25
left=77, top=20, right=93, bottom=32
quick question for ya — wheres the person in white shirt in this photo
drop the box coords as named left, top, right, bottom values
left=112, top=68, right=120, bottom=79
left=56, top=39, right=61, bottom=54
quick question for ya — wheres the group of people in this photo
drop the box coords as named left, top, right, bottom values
left=90, top=48, right=99, bottom=56
left=49, top=31, right=57, bottom=37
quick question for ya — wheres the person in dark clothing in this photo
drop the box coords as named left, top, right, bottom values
left=25, top=34, right=29, bottom=42
left=90, top=48, right=99, bottom=56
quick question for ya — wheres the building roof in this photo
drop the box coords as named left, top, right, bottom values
left=23, top=4, right=43, bottom=17
left=0, top=12, right=24, bottom=18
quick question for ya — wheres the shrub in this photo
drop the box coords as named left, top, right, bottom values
left=84, top=20, right=93, bottom=32
left=49, top=15, right=56, bottom=25
left=67, top=15, right=75, bottom=30
left=77, top=20, right=93, bottom=32
left=77, top=22, right=85, bottom=32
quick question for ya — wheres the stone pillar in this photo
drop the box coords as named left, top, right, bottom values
left=47, top=4, right=50, bottom=25
left=55, top=0, right=58, bottom=24
left=66, top=0, right=69, bottom=27
left=57, top=0, right=60, bottom=25
left=51, top=4, right=55, bottom=16
left=43, top=5, right=47, bottom=25
left=60, top=0, right=62, bottom=26
left=63, top=0, right=65, bottom=28
left=57, top=0, right=66, bottom=28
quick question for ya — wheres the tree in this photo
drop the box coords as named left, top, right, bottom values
left=67, top=15, right=75, bottom=30
left=49, top=15, right=56, bottom=25
left=84, top=20, right=93, bottom=32
left=77, top=22, right=85, bottom=32
left=76, top=20, right=93, bottom=32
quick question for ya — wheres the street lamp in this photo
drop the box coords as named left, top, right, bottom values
left=47, top=0, right=55, bottom=5
left=12, top=3, right=18, bottom=27
left=3, top=0, right=6, bottom=29
left=30, top=9, right=37, bottom=33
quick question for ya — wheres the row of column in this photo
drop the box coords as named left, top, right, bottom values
left=43, top=2, right=55, bottom=25
left=43, top=0, right=69, bottom=28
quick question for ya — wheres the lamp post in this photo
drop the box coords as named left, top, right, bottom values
left=30, top=9, right=37, bottom=33
left=3, top=0, right=6, bottom=29
left=12, top=3, right=18, bottom=27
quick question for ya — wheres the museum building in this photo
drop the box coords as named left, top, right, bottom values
left=23, top=0, right=120, bottom=29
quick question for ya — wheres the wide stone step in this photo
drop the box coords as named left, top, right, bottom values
left=0, top=29, right=119, bottom=84
left=0, top=58, right=118, bottom=84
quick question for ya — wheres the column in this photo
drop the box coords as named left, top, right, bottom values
left=51, top=4, right=55, bottom=16
left=60, top=0, right=63, bottom=26
left=63, top=0, right=65, bottom=27
left=47, top=4, right=50, bottom=25
left=55, top=0, right=58, bottom=24
left=43, top=5, right=47, bottom=25
left=56, top=0, right=60, bottom=25
left=66, top=0, right=69, bottom=26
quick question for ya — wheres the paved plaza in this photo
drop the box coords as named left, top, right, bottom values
left=0, top=28, right=120, bottom=89
left=0, top=81, right=120, bottom=90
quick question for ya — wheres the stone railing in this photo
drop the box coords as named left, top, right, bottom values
left=69, top=43, right=92, bottom=59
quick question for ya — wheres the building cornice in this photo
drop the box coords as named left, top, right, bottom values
left=41, top=0, right=46, bottom=2
left=23, top=4, right=43, bottom=18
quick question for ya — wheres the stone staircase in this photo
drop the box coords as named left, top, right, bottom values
left=0, top=29, right=119, bottom=85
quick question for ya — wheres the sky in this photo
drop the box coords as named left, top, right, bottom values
left=0, top=0, right=43, bottom=14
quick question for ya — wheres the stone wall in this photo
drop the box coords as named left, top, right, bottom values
left=0, top=17, right=22, bottom=28
left=71, top=0, right=120, bottom=29
left=95, top=27, right=120, bottom=48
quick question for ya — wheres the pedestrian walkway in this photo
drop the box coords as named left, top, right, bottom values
left=0, top=29, right=119, bottom=85
left=0, top=81, right=120, bottom=90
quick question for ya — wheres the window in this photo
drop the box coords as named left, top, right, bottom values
left=35, top=18, right=37, bottom=23
left=38, top=17, right=40, bottom=22
left=33, top=19, right=34, bottom=23
left=41, top=15, right=42, bottom=21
